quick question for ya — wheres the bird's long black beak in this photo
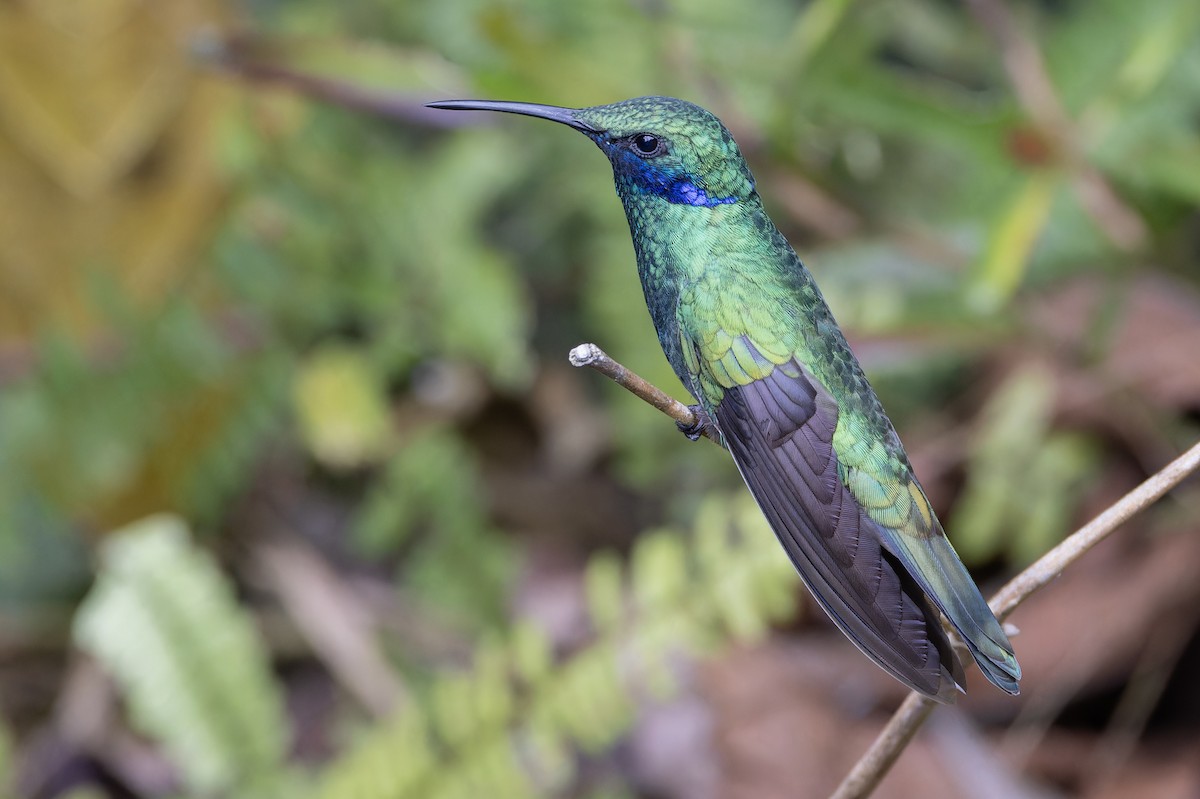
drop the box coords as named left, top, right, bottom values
left=425, top=100, right=601, bottom=134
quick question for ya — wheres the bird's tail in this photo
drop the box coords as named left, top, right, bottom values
left=881, top=526, right=1021, bottom=694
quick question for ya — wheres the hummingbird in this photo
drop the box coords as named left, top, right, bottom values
left=428, top=96, right=1020, bottom=700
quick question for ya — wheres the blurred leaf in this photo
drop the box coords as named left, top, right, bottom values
left=1126, top=138, right=1200, bottom=204
left=630, top=531, right=688, bottom=612
left=1014, top=432, right=1099, bottom=564
left=0, top=722, right=11, bottom=796
left=294, top=342, right=395, bottom=468
left=510, top=621, right=552, bottom=685
left=0, top=0, right=233, bottom=343
left=353, top=426, right=513, bottom=627
left=969, top=173, right=1059, bottom=312
left=952, top=367, right=1054, bottom=563
left=951, top=366, right=1098, bottom=565
left=1091, top=0, right=1200, bottom=112
left=73, top=515, right=293, bottom=798
left=585, top=551, right=624, bottom=635
left=776, top=0, right=856, bottom=76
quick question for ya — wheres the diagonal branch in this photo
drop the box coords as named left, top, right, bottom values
left=830, top=438, right=1200, bottom=799
left=568, top=342, right=1200, bottom=799
left=988, top=443, right=1200, bottom=621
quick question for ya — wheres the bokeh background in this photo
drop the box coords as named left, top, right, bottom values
left=2, top=1, right=1199, bottom=797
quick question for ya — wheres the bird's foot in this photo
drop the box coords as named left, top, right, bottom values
left=676, top=404, right=718, bottom=442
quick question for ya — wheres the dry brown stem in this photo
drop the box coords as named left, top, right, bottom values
left=568, top=343, right=1200, bottom=799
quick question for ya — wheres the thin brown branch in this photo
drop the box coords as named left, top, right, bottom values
left=832, top=439, right=1200, bottom=799
left=568, top=343, right=712, bottom=441
left=989, top=440, right=1200, bottom=620
left=831, top=693, right=937, bottom=799
left=570, top=344, right=1200, bottom=799
left=193, top=30, right=467, bottom=129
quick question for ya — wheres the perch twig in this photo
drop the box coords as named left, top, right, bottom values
left=568, top=342, right=1200, bottom=799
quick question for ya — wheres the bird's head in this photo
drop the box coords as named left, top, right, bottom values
left=427, top=96, right=756, bottom=208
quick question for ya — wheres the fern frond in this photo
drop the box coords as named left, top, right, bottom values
left=314, top=492, right=799, bottom=799
left=73, top=515, right=293, bottom=798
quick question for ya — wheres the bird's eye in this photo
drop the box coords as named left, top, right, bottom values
left=631, top=133, right=663, bottom=157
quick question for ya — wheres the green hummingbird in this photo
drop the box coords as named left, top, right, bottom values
left=428, top=96, right=1020, bottom=700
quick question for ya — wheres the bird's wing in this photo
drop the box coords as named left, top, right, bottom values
left=705, top=347, right=966, bottom=700
left=859, top=487, right=1022, bottom=694
left=820, top=380, right=1020, bottom=694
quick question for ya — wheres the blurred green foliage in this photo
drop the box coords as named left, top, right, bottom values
left=69, top=499, right=792, bottom=799
left=0, top=722, right=11, bottom=795
left=353, top=426, right=513, bottom=625
left=74, top=516, right=296, bottom=798
left=1, top=0, right=1198, bottom=794
left=313, top=494, right=794, bottom=799
left=950, top=365, right=1100, bottom=565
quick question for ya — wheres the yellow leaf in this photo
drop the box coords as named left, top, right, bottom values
left=293, top=344, right=394, bottom=468
left=969, top=173, right=1059, bottom=312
